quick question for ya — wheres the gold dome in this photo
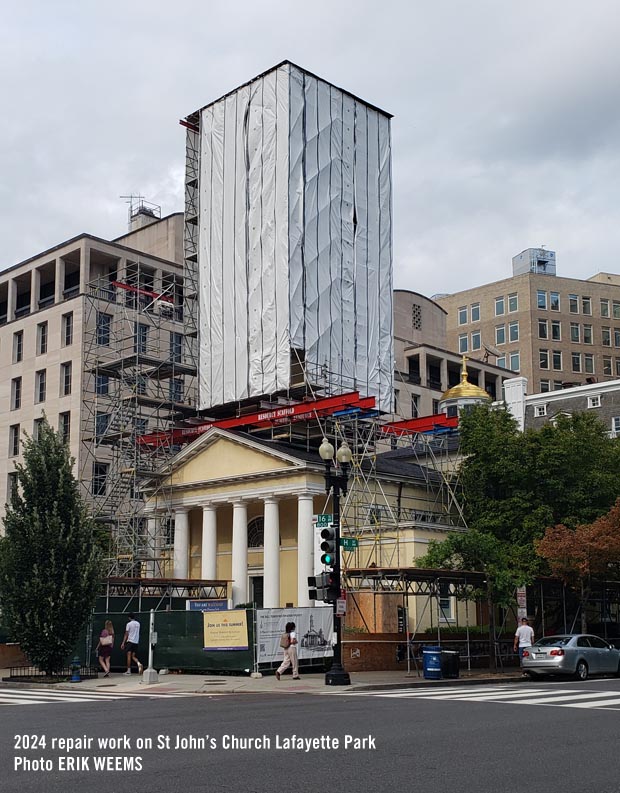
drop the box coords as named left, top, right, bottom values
left=441, top=356, right=492, bottom=402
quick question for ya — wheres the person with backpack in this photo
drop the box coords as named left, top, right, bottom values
left=275, top=621, right=300, bottom=680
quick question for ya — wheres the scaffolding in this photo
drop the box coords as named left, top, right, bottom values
left=81, top=258, right=198, bottom=578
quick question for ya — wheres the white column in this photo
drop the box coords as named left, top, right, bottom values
left=31, top=268, right=40, bottom=313
left=297, top=493, right=315, bottom=607
left=7, top=279, right=16, bottom=322
left=55, top=257, right=65, bottom=304
left=173, top=508, right=189, bottom=579
left=145, top=516, right=158, bottom=578
left=263, top=498, right=280, bottom=608
left=201, top=505, right=218, bottom=580
left=231, top=501, right=248, bottom=605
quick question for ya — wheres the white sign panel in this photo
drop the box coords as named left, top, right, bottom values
left=256, top=607, right=334, bottom=664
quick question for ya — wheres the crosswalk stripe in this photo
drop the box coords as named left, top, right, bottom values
left=513, top=691, right=620, bottom=705
left=333, top=685, right=515, bottom=697
left=376, top=686, right=540, bottom=699
left=0, top=687, right=191, bottom=699
left=561, top=698, right=620, bottom=708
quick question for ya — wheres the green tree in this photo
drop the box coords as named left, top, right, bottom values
left=0, top=420, right=100, bottom=674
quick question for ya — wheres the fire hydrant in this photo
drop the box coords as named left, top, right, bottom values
left=70, top=656, right=81, bottom=683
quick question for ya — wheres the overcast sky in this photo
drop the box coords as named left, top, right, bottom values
left=2, top=1, right=620, bottom=296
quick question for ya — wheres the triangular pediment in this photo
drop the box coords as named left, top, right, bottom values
left=167, top=428, right=306, bottom=487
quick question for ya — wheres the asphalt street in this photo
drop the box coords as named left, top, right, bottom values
left=3, top=677, right=620, bottom=793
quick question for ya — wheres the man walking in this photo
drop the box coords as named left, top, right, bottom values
left=121, top=613, right=144, bottom=676
left=514, top=617, right=535, bottom=666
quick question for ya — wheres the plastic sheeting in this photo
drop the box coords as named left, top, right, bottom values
left=198, top=62, right=393, bottom=412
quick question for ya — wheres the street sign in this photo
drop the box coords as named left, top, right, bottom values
left=339, top=537, right=359, bottom=549
left=317, top=513, right=333, bottom=527
left=336, top=598, right=347, bottom=616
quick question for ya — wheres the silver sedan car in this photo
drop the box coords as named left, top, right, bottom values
left=522, top=634, right=620, bottom=681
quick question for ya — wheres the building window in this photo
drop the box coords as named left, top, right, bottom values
left=540, top=380, right=550, bottom=393
left=612, top=417, right=620, bottom=435
left=59, top=411, right=70, bottom=443
left=508, top=293, right=518, bottom=312
left=13, top=330, right=23, bottom=363
left=7, top=472, right=18, bottom=503
left=534, top=405, right=547, bottom=417
left=95, top=412, right=111, bottom=439
left=582, top=296, right=592, bottom=315
left=458, top=306, right=467, bottom=325
left=551, top=320, right=561, bottom=341
left=470, top=303, right=480, bottom=322
left=495, top=325, right=505, bottom=345
left=61, top=362, right=72, bottom=396
left=35, top=370, right=46, bottom=403
left=247, top=516, right=265, bottom=548
left=588, top=395, right=601, bottom=409
left=615, top=329, right=620, bottom=348
left=411, top=394, right=420, bottom=418
left=550, top=292, right=560, bottom=311
left=9, top=424, right=20, bottom=457
left=497, top=355, right=506, bottom=369
left=36, top=322, right=48, bottom=355
left=584, top=354, right=594, bottom=374
left=394, top=389, right=399, bottom=413
left=96, top=312, right=112, bottom=346
left=553, top=380, right=564, bottom=391
left=134, top=322, right=149, bottom=354
left=603, top=356, right=612, bottom=376
left=33, top=418, right=44, bottom=441
left=602, top=327, right=612, bottom=347
left=583, top=324, right=593, bottom=344
left=572, top=353, right=582, bottom=373
left=11, top=377, right=21, bottom=410
left=471, top=331, right=481, bottom=351
left=62, top=312, right=73, bottom=346
left=458, top=334, right=468, bottom=354
left=170, top=332, right=183, bottom=363
left=438, top=582, right=453, bottom=621
left=614, top=301, right=620, bottom=320
left=95, top=374, right=109, bottom=396
left=570, top=323, right=580, bottom=343
left=537, top=290, right=547, bottom=310
left=601, top=298, right=610, bottom=318
left=552, top=350, right=562, bottom=371
left=92, top=462, right=109, bottom=496
left=616, top=358, right=620, bottom=378
left=169, top=378, right=183, bottom=403
left=432, top=399, right=440, bottom=414
left=538, top=319, right=548, bottom=339
left=569, top=295, right=579, bottom=314
left=509, top=321, right=519, bottom=342
left=539, top=350, right=549, bottom=369
left=495, top=297, right=505, bottom=316
left=509, top=352, right=520, bottom=372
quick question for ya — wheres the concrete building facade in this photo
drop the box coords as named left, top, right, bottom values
left=436, top=248, right=620, bottom=395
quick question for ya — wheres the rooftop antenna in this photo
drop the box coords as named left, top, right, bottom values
left=120, top=195, right=161, bottom=230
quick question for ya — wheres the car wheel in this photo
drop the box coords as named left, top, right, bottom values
left=575, top=660, right=589, bottom=681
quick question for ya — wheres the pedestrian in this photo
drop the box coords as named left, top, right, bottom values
left=514, top=617, right=535, bottom=667
left=96, top=619, right=115, bottom=677
left=120, top=613, right=144, bottom=676
left=275, top=621, right=300, bottom=680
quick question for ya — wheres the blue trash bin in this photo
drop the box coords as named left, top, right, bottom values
left=423, top=646, right=442, bottom=680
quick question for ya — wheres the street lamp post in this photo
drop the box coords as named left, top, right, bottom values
left=319, top=437, right=352, bottom=686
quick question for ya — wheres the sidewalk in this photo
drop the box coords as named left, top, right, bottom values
left=0, top=666, right=525, bottom=696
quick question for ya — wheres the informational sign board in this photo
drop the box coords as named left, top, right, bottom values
left=187, top=599, right=229, bottom=612
left=256, top=607, right=334, bottom=663
left=516, top=586, right=528, bottom=620
left=203, top=610, right=249, bottom=651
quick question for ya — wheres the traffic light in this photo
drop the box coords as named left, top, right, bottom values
left=307, top=572, right=340, bottom=603
left=320, top=526, right=337, bottom=567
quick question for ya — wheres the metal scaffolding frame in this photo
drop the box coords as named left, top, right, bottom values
left=81, top=258, right=198, bottom=578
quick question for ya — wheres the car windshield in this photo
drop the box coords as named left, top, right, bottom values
left=534, top=636, right=572, bottom=647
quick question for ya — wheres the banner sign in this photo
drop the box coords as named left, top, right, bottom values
left=187, top=599, right=228, bottom=612
left=203, top=610, right=249, bottom=651
left=256, top=607, right=334, bottom=664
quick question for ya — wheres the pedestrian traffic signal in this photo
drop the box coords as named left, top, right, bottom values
left=320, top=527, right=337, bottom=567
left=307, top=572, right=340, bottom=603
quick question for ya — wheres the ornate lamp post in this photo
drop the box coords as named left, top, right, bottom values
left=319, top=437, right=352, bottom=686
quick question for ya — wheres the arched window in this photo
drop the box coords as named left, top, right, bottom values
left=247, top=516, right=264, bottom=548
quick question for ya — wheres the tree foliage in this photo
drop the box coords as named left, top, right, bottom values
left=419, top=404, right=620, bottom=605
left=0, top=420, right=101, bottom=673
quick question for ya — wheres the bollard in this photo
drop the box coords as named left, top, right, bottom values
left=70, top=656, right=81, bottom=683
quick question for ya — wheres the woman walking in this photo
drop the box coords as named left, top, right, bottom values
left=96, top=620, right=114, bottom=677
left=276, top=621, right=300, bottom=680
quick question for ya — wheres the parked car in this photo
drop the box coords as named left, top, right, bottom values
left=522, top=634, right=620, bottom=680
